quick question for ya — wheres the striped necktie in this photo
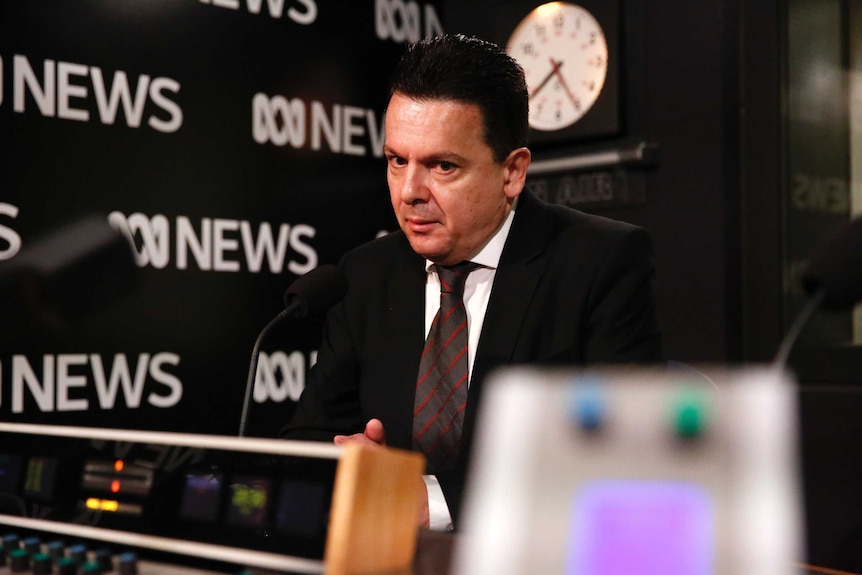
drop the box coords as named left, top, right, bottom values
left=413, top=261, right=479, bottom=473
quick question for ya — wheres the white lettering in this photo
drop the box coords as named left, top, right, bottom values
left=376, top=0, right=441, bottom=43
left=254, top=94, right=383, bottom=157
left=91, top=68, right=149, bottom=128
left=200, top=0, right=317, bottom=24
left=0, top=203, right=22, bottom=261
left=9, top=353, right=183, bottom=413
left=288, top=224, right=317, bottom=275
left=255, top=351, right=306, bottom=403
left=245, top=0, right=285, bottom=16
left=12, top=55, right=182, bottom=132
left=253, top=93, right=306, bottom=147
left=12, top=355, right=54, bottom=413
left=241, top=221, right=291, bottom=274
left=148, top=352, right=183, bottom=408
left=56, top=354, right=89, bottom=411
left=57, top=61, right=90, bottom=122
left=176, top=216, right=212, bottom=271
left=109, top=211, right=171, bottom=268
left=366, top=108, right=385, bottom=158
left=14, top=55, right=55, bottom=115
left=311, top=101, right=339, bottom=152
left=791, top=173, right=849, bottom=214
left=288, top=0, right=317, bottom=24
left=111, top=212, right=318, bottom=274
left=147, top=77, right=183, bottom=133
left=90, top=353, right=148, bottom=409
left=343, top=105, right=367, bottom=156
left=213, top=218, right=241, bottom=272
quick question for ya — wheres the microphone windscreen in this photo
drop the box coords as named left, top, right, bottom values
left=801, top=217, right=862, bottom=309
left=284, top=264, right=348, bottom=317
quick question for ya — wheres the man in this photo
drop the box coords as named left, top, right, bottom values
left=282, top=34, right=663, bottom=529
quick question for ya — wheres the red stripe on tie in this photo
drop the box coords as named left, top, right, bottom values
left=426, top=400, right=468, bottom=455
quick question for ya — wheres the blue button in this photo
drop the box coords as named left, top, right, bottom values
left=571, top=376, right=607, bottom=431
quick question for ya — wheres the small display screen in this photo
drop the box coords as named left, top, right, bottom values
left=566, top=480, right=714, bottom=575
left=227, top=476, right=271, bottom=528
left=0, top=454, right=23, bottom=493
left=275, top=479, right=328, bottom=538
left=0, top=431, right=338, bottom=560
left=179, top=473, right=223, bottom=523
left=23, top=457, right=58, bottom=500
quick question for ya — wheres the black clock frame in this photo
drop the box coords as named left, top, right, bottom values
left=475, top=0, right=622, bottom=149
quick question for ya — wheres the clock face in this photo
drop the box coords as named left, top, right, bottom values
left=507, top=2, right=609, bottom=132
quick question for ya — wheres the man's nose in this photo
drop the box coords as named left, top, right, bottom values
left=399, top=165, right=429, bottom=204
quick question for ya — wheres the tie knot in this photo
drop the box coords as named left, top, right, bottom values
left=437, top=261, right=478, bottom=295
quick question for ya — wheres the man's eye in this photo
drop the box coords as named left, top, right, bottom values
left=389, top=156, right=406, bottom=166
left=438, top=161, right=455, bottom=171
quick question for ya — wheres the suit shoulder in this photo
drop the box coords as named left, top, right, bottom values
left=338, top=230, right=414, bottom=274
left=540, top=200, right=651, bottom=245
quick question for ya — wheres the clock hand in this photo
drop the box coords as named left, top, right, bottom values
left=529, top=60, right=563, bottom=99
left=549, top=58, right=580, bottom=109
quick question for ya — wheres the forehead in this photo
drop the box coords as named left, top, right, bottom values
left=384, top=94, right=492, bottom=158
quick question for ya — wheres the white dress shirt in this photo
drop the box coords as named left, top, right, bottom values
left=422, top=200, right=517, bottom=530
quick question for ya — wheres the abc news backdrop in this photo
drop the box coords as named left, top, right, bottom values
left=0, top=0, right=445, bottom=437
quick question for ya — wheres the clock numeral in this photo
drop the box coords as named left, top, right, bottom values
left=554, top=13, right=565, bottom=30
left=534, top=23, right=547, bottom=39
left=509, top=3, right=608, bottom=131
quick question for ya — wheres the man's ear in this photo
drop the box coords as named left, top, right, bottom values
left=502, top=147, right=531, bottom=199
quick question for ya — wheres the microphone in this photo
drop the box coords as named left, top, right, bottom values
left=0, top=215, right=138, bottom=348
left=238, top=264, right=347, bottom=437
left=800, top=216, right=862, bottom=309
left=774, top=216, right=862, bottom=368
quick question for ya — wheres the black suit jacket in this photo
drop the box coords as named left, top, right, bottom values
left=281, top=191, right=663, bottom=522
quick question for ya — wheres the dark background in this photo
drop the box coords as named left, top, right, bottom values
left=3, top=0, right=862, bottom=569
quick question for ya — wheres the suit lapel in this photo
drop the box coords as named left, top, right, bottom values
left=380, top=239, right=426, bottom=447
left=458, top=192, right=549, bottom=479
left=472, top=192, right=548, bottom=384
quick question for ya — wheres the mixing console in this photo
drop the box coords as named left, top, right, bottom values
left=0, top=423, right=342, bottom=575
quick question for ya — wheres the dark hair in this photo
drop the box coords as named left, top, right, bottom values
left=388, top=34, right=529, bottom=163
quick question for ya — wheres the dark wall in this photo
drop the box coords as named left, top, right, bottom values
left=445, top=0, right=740, bottom=363
left=0, top=0, right=444, bottom=438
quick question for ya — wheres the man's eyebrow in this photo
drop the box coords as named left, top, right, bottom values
left=427, top=152, right=469, bottom=165
left=383, top=146, right=468, bottom=165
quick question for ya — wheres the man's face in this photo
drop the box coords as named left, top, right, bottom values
left=384, top=93, right=529, bottom=266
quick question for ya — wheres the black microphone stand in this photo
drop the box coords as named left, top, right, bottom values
left=238, top=298, right=305, bottom=437
left=772, top=288, right=827, bottom=371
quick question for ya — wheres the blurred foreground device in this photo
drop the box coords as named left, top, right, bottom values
left=0, top=423, right=423, bottom=575
left=454, top=367, right=803, bottom=575
left=0, top=215, right=138, bottom=347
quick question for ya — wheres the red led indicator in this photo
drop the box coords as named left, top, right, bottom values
left=111, top=480, right=121, bottom=493
left=114, top=460, right=124, bottom=472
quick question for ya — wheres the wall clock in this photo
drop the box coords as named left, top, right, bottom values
left=504, top=0, right=620, bottom=146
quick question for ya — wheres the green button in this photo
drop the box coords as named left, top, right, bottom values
left=673, top=390, right=708, bottom=438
